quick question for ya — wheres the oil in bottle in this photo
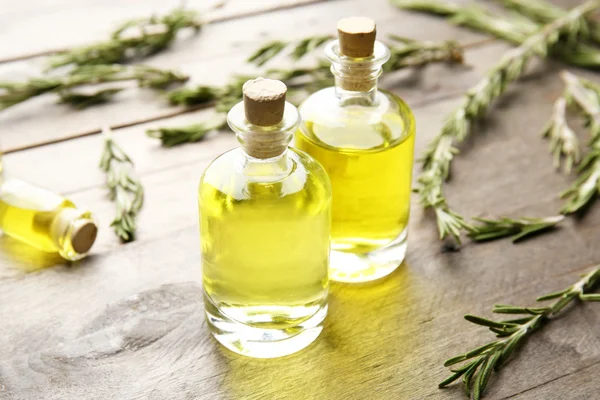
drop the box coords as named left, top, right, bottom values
left=295, top=17, right=416, bottom=283
left=199, top=78, right=331, bottom=358
left=0, top=179, right=98, bottom=261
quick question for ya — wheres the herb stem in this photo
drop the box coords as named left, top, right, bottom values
left=416, top=0, right=599, bottom=243
left=441, top=265, right=600, bottom=399
left=0, top=64, right=187, bottom=110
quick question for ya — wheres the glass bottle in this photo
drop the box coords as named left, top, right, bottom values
left=295, top=17, right=416, bottom=283
left=0, top=179, right=98, bottom=261
left=199, top=78, right=332, bottom=358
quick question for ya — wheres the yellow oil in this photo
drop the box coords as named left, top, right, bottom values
left=0, top=179, right=73, bottom=252
left=199, top=148, right=331, bottom=330
left=295, top=88, right=415, bottom=254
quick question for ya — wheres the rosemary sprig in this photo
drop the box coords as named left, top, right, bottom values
left=386, top=35, right=464, bottom=69
left=541, top=97, right=580, bottom=174
left=248, top=33, right=464, bottom=71
left=153, top=37, right=464, bottom=146
left=440, top=265, right=600, bottom=399
left=147, top=115, right=227, bottom=147
left=561, top=146, right=600, bottom=214
left=561, top=71, right=600, bottom=144
left=167, top=75, right=253, bottom=112
left=415, top=0, right=598, bottom=244
left=391, top=0, right=600, bottom=69
left=247, top=35, right=333, bottom=67
left=48, top=8, right=201, bottom=69
left=468, top=215, right=564, bottom=242
left=498, top=0, right=600, bottom=44
left=0, top=64, right=187, bottom=110
left=99, top=128, right=144, bottom=242
left=391, top=0, right=536, bottom=44
left=554, top=71, right=600, bottom=214
left=58, top=88, right=125, bottom=109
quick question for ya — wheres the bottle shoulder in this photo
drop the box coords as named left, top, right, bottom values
left=199, top=148, right=331, bottom=201
left=299, top=88, right=413, bottom=119
left=0, top=178, right=73, bottom=211
left=297, top=88, right=415, bottom=152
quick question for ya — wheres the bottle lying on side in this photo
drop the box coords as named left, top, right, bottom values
left=0, top=178, right=98, bottom=261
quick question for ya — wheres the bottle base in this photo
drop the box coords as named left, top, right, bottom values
left=330, top=228, right=407, bottom=283
left=204, top=295, right=327, bottom=358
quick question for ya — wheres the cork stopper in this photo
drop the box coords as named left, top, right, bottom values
left=52, top=208, right=98, bottom=257
left=70, top=220, right=98, bottom=254
left=243, top=78, right=287, bottom=126
left=337, top=17, right=376, bottom=58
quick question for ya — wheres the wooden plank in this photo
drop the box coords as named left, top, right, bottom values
left=0, top=0, right=326, bottom=62
left=0, top=0, right=490, bottom=153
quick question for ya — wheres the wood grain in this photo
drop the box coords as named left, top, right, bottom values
left=1, top=0, right=600, bottom=399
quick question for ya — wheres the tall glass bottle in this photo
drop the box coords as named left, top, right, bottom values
left=295, top=17, right=416, bottom=283
left=199, top=78, right=331, bottom=358
left=0, top=179, right=98, bottom=261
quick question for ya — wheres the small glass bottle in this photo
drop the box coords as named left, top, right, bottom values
left=295, top=17, right=416, bottom=283
left=0, top=179, right=98, bottom=261
left=199, top=78, right=331, bottom=358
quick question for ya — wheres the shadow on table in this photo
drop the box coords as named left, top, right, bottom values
left=0, top=235, right=74, bottom=277
left=218, top=263, right=427, bottom=399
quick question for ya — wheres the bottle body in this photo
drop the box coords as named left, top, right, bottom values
left=296, top=88, right=415, bottom=282
left=0, top=179, right=97, bottom=261
left=200, top=99, right=331, bottom=358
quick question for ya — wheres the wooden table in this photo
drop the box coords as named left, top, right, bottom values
left=1, top=0, right=599, bottom=399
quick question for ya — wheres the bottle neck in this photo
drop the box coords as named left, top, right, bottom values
left=239, top=149, right=292, bottom=182
left=325, top=40, right=389, bottom=106
left=334, top=73, right=379, bottom=105
left=227, top=101, right=300, bottom=160
left=237, top=128, right=292, bottom=159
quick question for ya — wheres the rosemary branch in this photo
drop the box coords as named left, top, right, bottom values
left=48, top=8, right=201, bottom=69
left=541, top=97, right=580, bottom=174
left=562, top=145, right=600, bottom=214
left=99, top=128, right=144, bottom=242
left=150, top=37, right=464, bottom=146
left=147, top=115, right=227, bottom=147
left=554, top=71, right=600, bottom=214
left=391, top=0, right=600, bottom=69
left=440, top=265, right=600, bottom=399
left=561, top=71, right=600, bottom=145
left=0, top=64, right=187, bottom=110
left=415, top=0, right=599, bottom=244
left=386, top=35, right=464, bottom=69
left=144, top=35, right=463, bottom=150
left=497, top=0, right=600, bottom=44
left=391, top=0, right=536, bottom=44
left=247, top=35, right=333, bottom=66
left=468, top=215, right=564, bottom=242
